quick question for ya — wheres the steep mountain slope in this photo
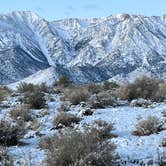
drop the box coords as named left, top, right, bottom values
left=0, top=11, right=166, bottom=84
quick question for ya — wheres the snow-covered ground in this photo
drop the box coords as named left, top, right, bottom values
left=80, top=104, right=166, bottom=165
left=0, top=93, right=166, bottom=166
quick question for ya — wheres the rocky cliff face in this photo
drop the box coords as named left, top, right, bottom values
left=0, top=11, right=165, bottom=84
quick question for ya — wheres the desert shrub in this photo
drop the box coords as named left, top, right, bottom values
left=17, top=82, right=34, bottom=93
left=161, top=138, right=166, bottom=147
left=0, top=86, right=11, bottom=103
left=53, top=112, right=80, bottom=128
left=162, top=111, right=166, bottom=117
left=0, top=147, right=13, bottom=166
left=133, top=116, right=164, bottom=136
left=116, top=76, right=162, bottom=101
left=63, top=86, right=91, bottom=105
left=155, top=83, right=166, bottom=101
left=10, top=105, right=32, bottom=122
left=103, top=81, right=119, bottom=90
left=17, top=82, right=49, bottom=94
left=21, top=90, right=46, bottom=109
left=85, top=120, right=115, bottom=141
left=158, top=151, right=166, bottom=166
left=55, top=76, right=72, bottom=87
left=0, top=120, right=25, bottom=146
left=40, top=121, right=117, bottom=166
left=58, top=102, right=70, bottom=112
left=86, top=84, right=103, bottom=94
left=89, top=91, right=118, bottom=109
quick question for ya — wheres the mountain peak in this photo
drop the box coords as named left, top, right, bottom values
left=0, top=11, right=165, bottom=85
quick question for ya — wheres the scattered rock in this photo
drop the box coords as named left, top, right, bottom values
left=78, top=108, right=94, bottom=117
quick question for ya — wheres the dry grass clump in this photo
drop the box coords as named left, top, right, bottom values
left=10, top=105, right=32, bottom=122
left=133, top=116, right=164, bottom=136
left=116, top=76, right=164, bottom=101
left=0, top=120, right=25, bottom=146
left=53, top=112, right=81, bottom=128
left=63, top=86, right=91, bottom=105
left=40, top=121, right=117, bottom=166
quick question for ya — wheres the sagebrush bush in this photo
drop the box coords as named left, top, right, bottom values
left=10, top=105, right=32, bottom=122
left=103, top=81, right=119, bottom=90
left=162, top=111, right=166, bottom=117
left=17, top=82, right=49, bottom=93
left=40, top=121, right=117, bottom=166
left=55, top=76, right=72, bottom=87
left=21, top=90, right=46, bottom=109
left=57, top=102, right=70, bottom=112
left=133, top=116, right=164, bottom=136
left=85, top=120, right=115, bottom=141
left=63, top=86, right=91, bottom=105
left=155, top=83, right=166, bottom=102
left=161, top=138, right=166, bottom=147
left=0, top=86, right=11, bottom=103
left=0, top=120, right=25, bottom=146
left=17, top=82, right=34, bottom=93
left=86, top=84, right=103, bottom=94
left=116, top=76, right=163, bottom=101
left=89, top=91, right=118, bottom=108
left=0, top=147, right=13, bottom=166
left=53, top=112, right=80, bottom=128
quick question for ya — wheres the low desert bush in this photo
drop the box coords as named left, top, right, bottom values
left=0, top=120, right=25, bottom=146
left=17, top=82, right=34, bottom=93
left=40, top=121, right=117, bottom=166
left=161, top=138, right=166, bottom=147
left=0, top=86, right=11, bottom=103
left=162, top=111, right=166, bottom=117
left=17, top=82, right=49, bottom=94
left=86, top=83, right=103, bottom=94
left=10, top=105, right=32, bottom=122
left=57, top=102, right=70, bottom=112
left=21, top=90, right=46, bottom=109
left=88, top=91, right=118, bottom=108
left=133, top=116, right=164, bottom=136
left=55, top=76, right=72, bottom=87
left=103, top=81, right=119, bottom=90
left=63, top=86, right=91, bottom=105
left=0, top=147, right=13, bottom=166
left=116, top=76, right=163, bottom=101
left=85, top=120, right=115, bottom=141
left=158, top=151, right=166, bottom=166
left=53, top=112, right=80, bottom=128
left=155, top=83, right=166, bottom=102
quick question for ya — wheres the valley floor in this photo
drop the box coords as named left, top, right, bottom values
left=0, top=93, right=165, bottom=166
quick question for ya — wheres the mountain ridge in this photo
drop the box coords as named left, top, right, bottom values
left=0, top=11, right=165, bottom=85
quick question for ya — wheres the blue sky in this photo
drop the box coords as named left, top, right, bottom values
left=0, top=0, right=165, bottom=20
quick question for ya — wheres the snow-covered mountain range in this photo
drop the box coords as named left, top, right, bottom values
left=0, top=11, right=166, bottom=84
